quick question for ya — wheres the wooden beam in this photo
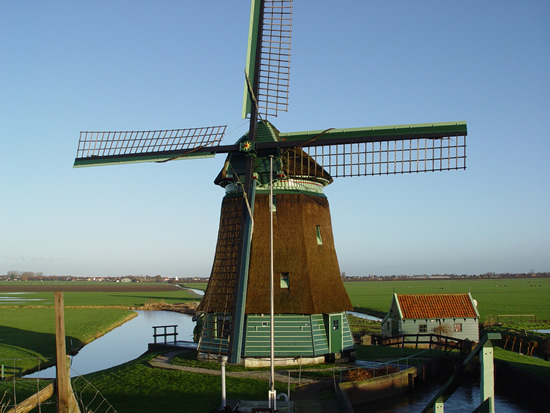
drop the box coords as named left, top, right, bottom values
left=6, top=383, right=54, bottom=413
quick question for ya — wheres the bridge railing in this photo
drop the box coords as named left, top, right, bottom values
left=152, top=325, right=178, bottom=344
left=377, top=333, right=471, bottom=354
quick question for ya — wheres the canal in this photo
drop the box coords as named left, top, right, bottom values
left=27, top=310, right=195, bottom=378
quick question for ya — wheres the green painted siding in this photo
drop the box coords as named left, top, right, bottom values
left=243, top=313, right=354, bottom=358
left=311, top=314, right=329, bottom=355
left=342, top=314, right=355, bottom=351
left=244, top=314, right=316, bottom=357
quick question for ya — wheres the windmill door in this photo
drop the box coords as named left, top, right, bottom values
left=328, top=314, right=343, bottom=354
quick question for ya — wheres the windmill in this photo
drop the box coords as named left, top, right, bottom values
left=74, top=0, right=467, bottom=366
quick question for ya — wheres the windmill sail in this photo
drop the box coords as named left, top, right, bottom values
left=242, top=0, right=293, bottom=119
left=280, top=121, right=467, bottom=177
left=74, top=126, right=226, bottom=167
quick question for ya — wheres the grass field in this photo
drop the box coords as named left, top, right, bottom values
left=344, top=277, right=550, bottom=321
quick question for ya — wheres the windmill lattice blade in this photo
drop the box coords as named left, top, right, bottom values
left=259, top=0, right=293, bottom=118
left=299, top=135, right=466, bottom=178
left=75, top=126, right=226, bottom=162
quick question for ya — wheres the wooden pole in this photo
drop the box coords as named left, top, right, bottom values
left=55, top=291, right=69, bottom=413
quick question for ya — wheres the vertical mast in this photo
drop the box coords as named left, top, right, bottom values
left=229, top=0, right=264, bottom=364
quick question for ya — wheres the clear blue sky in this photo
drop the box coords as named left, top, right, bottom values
left=1, top=1, right=549, bottom=278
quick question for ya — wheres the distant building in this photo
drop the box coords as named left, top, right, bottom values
left=381, top=293, right=479, bottom=342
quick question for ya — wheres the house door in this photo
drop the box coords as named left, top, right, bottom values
left=328, top=314, right=343, bottom=353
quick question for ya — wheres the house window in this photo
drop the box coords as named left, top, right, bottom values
left=280, top=273, right=289, bottom=289
left=454, top=323, right=463, bottom=332
left=419, top=324, right=427, bottom=333
left=316, top=225, right=323, bottom=245
left=333, top=319, right=339, bottom=330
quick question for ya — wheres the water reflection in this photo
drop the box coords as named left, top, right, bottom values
left=27, top=310, right=195, bottom=378
left=347, top=310, right=382, bottom=322
left=362, top=380, right=534, bottom=412
left=0, top=292, right=46, bottom=304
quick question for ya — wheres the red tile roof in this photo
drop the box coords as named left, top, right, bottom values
left=396, top=294, right=478, bottom=319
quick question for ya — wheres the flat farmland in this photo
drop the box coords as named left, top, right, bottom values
left=344, top=277, right=550, bottom=321
left=0, top=281, right=199, bottom=307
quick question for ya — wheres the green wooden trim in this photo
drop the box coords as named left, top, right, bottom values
left=279, top=121, right=467, bottom=142
left=242, top=0, right=262, bottom=119
left=230, top=183, right=256, bottom=364
left=394, top=293, right=404, bottom=319
left=73, top=151, right=215, bottom=168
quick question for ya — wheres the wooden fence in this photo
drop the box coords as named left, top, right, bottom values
left=497, top=314, right=535, bottom=323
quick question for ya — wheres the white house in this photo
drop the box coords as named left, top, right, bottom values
left=381, top=293, right=480, bottom=342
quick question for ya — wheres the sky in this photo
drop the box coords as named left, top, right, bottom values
left=1, top=1, right=549, bottom=278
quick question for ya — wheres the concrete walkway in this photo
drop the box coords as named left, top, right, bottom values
left=147, top=351, right=316, bottom=384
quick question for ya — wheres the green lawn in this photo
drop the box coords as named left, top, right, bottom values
left=344, top=278, right=550, bottom=321
left=75, top=352, right=293, bottom=413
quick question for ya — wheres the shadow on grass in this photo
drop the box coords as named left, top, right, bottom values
left=78, top=352, right=290, bottom=413
left=0, top=324, right=84, bottom=368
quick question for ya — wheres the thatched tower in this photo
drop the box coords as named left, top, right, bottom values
left=197, top=121, right=354, bottom=364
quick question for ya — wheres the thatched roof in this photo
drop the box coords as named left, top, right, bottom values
left=245, top=193, right=351, bottom=314
left=199, top=192, right=353, bottom=315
